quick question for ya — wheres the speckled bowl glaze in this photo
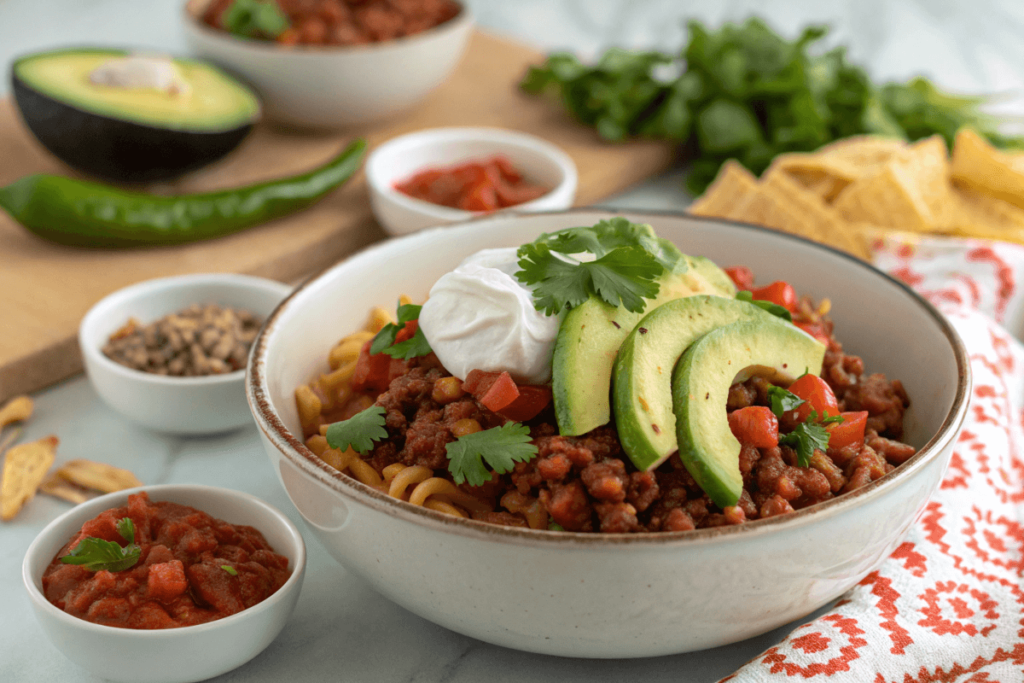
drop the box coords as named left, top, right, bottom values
left=246, top=210, right=969, bottom=658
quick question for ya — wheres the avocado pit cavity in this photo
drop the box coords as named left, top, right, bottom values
left=89, top=56, right=190, bottom=97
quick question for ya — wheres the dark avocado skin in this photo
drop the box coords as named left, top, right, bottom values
left=12, top=74, right=254, bottom=183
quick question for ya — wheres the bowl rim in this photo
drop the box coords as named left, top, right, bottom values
left=182, top=0, right=473, bottom=55
left=80, top=272, right=292, bottom=388
left=365, top=126, right=579, bottom=221
left=247, top=208, right=971, bottom=547
left=21, top=483, right=306, bottom=637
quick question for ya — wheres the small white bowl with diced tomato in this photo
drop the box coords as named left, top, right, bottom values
left=366, top=127, right=578, bottom=236
left=22, top=484, right=306, bottom=683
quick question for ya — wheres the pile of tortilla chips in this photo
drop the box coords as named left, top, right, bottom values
left=689, top=129, right=1024, bottom=260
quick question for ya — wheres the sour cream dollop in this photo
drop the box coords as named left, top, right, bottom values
left=418, top=248, right=560, bottom=385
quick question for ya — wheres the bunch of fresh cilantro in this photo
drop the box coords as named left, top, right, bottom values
left=521, top=17, right=1022, bottom=193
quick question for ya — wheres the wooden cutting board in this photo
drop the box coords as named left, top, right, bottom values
left=0, top=30, right=676, bottom=402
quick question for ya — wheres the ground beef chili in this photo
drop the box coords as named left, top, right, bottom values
left=202, top=0, right=461, bottom=46
left=310, top=289, right=915, bottom=534
left=42, top=492, right=291, bottom=628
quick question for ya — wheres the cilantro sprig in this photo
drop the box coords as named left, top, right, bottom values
left=60, top=517, right=141, bottom=572
left=736, top=291, right=792, bottom=322
left=767, top=385, right=804, bottom=415
left=326, top=405, right=388, bottom=454
left=515, top=218, right=686, bottom=315
left=766, top=386, right=844, bottom=467
left=779, top=421, right=831, bottom=467
left=223, top=0, right=290, bottom=39
left=446, top=423, right=538, bottom=487
left=370, top=303, right=432, bottom=359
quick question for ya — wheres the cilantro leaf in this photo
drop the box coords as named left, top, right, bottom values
left=446, top=423, right=538, bottom=487
left=59, top=517, right=141, bottom=572
left=369, top=303, right=432, bottom=359
left=736, top=290, right=793, bottom=321
left=382, top=327, right=432, bottom=359
left=223, top=0, right=290, bottom=39
left=517, top=243, right=662, bottom=315
left=221, top=565, right=238, bottom=576
left=779, top=420, right=831, bottom=467
left=325, top=405, right=388, bottom=454
left=767, top=385, right=805, bottom=417
left=548, top=521, right=565, bottom=531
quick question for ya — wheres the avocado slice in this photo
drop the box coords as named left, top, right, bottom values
left=612, top=295, right=776, bottom=471
left=11, top=48, right=261, bottom=182
left=552, top=250, right=736, bottom=436
left=671, top=320, right=826, bottom=508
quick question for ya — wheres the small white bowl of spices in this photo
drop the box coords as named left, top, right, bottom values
left=80, top=274, right=292, bottom=435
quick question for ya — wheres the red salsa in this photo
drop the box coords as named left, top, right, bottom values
left=42, top=492, right=291, bottom=629
left=394, top=156, right=550, bottom=212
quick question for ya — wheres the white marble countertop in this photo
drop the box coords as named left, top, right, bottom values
left=3, top=1, right=1024, bottom=681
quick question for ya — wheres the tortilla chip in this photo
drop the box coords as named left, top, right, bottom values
left=950, top=128, right=1024, bottom=210
left=815, top=136, right=907, bottom=165
left=726, top=185, right=821, bottom=243
left=761, top=168, right=871, bottom=260
left=767, top=137, right=905, bottom=203
left=1, top=435, right=57, bottom=521
left=688, top=160, right=760, bottom=219
left=833, top=136, right=951, bottom=232
left=55, top=459, right=142, bottom=494
left=39, top=475, right=95, bottom=505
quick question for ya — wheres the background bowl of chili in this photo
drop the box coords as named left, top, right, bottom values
left=80, top=273, right=292, bottom=435
left=246, top=209, right=969, bottom=658
left=22, top=484, right=306, bottom=683
left=365, top=126, right=578, bottom=235
left=182, top=0, right=474, bottom=129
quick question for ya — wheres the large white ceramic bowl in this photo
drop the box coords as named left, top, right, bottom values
left=22, top=484, right=306, bottom=683
left=366, top=127, right=578, bottom=236
left=246, top=210, right=970, bottom=658
left=80, top=273, right=292, bottom=435
left=182, top=0, right=474, bottom=129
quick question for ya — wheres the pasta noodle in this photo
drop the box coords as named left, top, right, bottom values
left=297, top=296, right=498, bottom=522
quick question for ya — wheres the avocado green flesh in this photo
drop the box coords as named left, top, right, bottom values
left=13, top=49, right=260, bottom=131
left=671, top=320, right=826, bottom=508
left=612, top=295, right=777, bottom=472
left=552, top=258, right=736, bottom=437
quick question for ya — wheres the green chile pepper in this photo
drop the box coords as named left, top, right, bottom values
left=0, top=138, right=366, bottom=247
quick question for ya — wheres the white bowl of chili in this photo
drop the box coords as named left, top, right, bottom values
left=22, top=484, right=306, bottom=683
left=366, top=127, right=578, bottom=236
left=182, top=0, right=474, bottom=129
left=246, top=209, right=969, bottom=658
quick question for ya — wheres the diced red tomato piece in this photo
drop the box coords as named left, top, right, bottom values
left=478, top=372, right=520, bottom=412
left=492, top=155, right=522, bottom=183
left=459, top=181, right=499, bottom=212
left=724, top=266, right=755, bottom=291
left=461, top=369, right=498, bottom=395
left=787, top=374, right=839, bottom=422
left=748, top=281, right=798, bottom=311
left=394, top=156, right=548, bottom=211
left=727, top=406, right=779, bottom=448
left=827, top=411, right=869, bottom=449
left=351, top=340, right=393, bottom=392
left=394, top=320, right=418, bottom=344
left=795, top=321, right=830, bottom=346
left=496, top=384, right=552, bottom=422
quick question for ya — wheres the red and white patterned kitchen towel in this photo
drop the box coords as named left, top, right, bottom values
left=726, top=234, right=1024, bottom=682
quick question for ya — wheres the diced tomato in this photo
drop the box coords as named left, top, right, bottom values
left=827, top=411, right=869, bottom=449
left=724, top=266, right=755, bottom=291
left=787, top=374, right=839, bottom=422
left=496, top=385, right=552, bottom=422
left=461, top=369, right=499, bottom=395
left=748, top=281, right=798, bottom=311
left=795, top=321, right=830, bottom=346
left=459, top=181, right=499, bottom=212
left=351, top=340, right=393, bottom=392
left=727, top=406, right=779, bottom=448
left=394, top=320, right=418, bottom=344
left=478, top=372, right=520, bottom=412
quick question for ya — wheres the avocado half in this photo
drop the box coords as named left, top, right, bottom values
left=11, top=48, right=261, bottom=182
